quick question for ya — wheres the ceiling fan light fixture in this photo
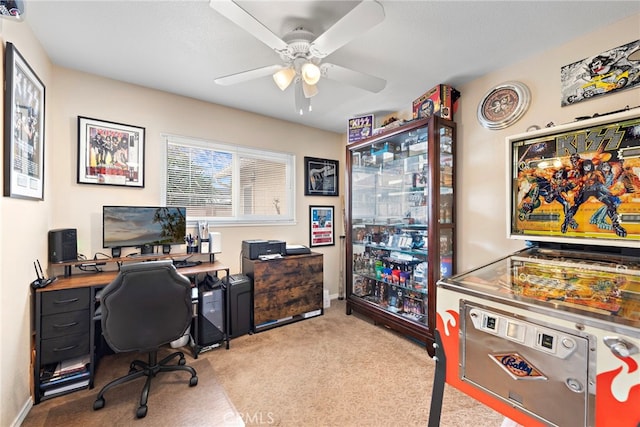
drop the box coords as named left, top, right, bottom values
left=302, top=81, right=318, bottom=98
left=273, top=67, right=296, bottom=91
left=301, top=62, right=321, bottom=85
left=295, top=78, right=312, bottom=115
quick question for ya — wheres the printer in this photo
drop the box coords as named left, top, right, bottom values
left=242, top=239, right=286, bottom=260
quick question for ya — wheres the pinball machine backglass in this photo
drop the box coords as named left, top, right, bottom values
left=509, top=109, right=640, bottom=246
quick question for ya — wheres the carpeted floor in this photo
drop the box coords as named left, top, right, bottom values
left=22, top=299, right=505, bottom=426
left=22, top=353, right=242, bottom=427
left=212, top=299, right=505, bottom=426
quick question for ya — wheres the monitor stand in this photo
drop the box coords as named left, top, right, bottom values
left=140, top=244, right=155, bottom=255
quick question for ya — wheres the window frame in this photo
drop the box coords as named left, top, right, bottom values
left=161, top=133, right=297, bottom=227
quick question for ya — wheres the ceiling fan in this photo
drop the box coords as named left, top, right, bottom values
left=209, top=0, right=387, bottom=115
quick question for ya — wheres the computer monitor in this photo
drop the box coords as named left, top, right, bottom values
left=103, top=206, right=187, bottom=254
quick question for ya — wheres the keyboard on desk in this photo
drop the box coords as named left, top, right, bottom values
left=173, top=260, right=202, bottom=268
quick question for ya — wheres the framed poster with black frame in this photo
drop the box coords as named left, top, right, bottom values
left=3, top=42, right=46, bottom=200
left=309, top=205, right=335, bottom=247
left=77, top=116, right=145, bottom=187
left=304, top=156, right=339, bottom=196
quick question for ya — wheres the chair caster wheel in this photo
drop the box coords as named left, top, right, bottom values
left=136, top=405, right=148, bottom=418
left=178, top=357, right=186, bottom=366
left=190, top=376, right=198, bottom=387
left=93, top=398, right=105, bottom=410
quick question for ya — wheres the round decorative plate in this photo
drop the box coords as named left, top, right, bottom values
left=477, top=81, right=531, bottom=130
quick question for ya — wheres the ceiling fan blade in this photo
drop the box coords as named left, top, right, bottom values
left=310, top=1, right=385, bottom=58
left=321, top=63, right=386, bottom=93
left=209, top=0, right=288, bottom=53
left=215, top=64, right=284, bottom=86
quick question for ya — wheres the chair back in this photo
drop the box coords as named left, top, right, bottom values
left=100, top=260, right=192, bottom=353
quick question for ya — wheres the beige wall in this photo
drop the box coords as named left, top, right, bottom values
left=3, top=10, right=640, bottom=427
left=1, top=18, right=54, bottom=427
left=49, top=67, right=343, bottom=272
left=456, top=14, right=640, bottom=272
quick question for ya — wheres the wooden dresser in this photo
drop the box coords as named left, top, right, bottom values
left=242, top=252, right=323, bottom=331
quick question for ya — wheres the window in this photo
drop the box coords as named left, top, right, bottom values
left=162, top=134, right=296, bottom=225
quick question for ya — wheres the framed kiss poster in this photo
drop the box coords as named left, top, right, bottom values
left=77, top=116, right=145, bottom=187
left=309, top=205, right=335, bottom=247
left=3, top=42, right=46, bottom=200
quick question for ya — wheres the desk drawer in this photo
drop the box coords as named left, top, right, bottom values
left=41, top=310, right=90, bottom=339
left=40, top=333, right=90, bottom=364
left=41, top=288, right=90, bottom=315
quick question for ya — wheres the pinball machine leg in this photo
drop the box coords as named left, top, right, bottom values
left=428, top=329, right=446, bottom=427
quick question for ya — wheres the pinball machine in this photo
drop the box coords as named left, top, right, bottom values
left=431, top=108, right=640, bottom=427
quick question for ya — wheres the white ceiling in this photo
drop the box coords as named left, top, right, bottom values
left=20, top=1, right=640, bottom=134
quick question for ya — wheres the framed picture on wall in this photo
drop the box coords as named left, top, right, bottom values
left=560, top=39, right=640, bottom=107
left=77, top=116, right=145, bottom=187
left=3, top=42, right=46, bottom=200
left=309, top=205, right=335, bottom=247
left=304, top=157, right=339, bottom=196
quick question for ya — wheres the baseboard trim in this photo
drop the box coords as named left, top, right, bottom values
left=12, top=397, right=32, bottom=427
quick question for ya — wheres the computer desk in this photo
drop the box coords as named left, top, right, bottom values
left=32, top=257, right=229, bottom=404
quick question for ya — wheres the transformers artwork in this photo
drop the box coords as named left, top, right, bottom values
left=514, top=116, right=640, bottom=241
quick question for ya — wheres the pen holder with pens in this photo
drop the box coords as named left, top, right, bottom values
left=185, top=234, right=199, bottom=253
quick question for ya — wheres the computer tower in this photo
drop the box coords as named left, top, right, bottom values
left=48, top=228, right=78, bottom=263
left=225, top=274, right=252, bottom=338
left=197, top=283, right=224, bottom=345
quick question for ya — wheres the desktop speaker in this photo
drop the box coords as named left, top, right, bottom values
left=48, top=228, right=78, bottom=263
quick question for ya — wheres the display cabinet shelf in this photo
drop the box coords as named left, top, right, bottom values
left=346, top=116, right=456, bottom=355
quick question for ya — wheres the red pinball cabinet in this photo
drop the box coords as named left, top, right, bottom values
left=431, top=109, right=640, bottom=427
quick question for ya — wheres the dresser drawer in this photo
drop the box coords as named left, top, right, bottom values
left=41, top=288, right=90, bottom=315
left=40, top=334, right=90, bottom=365
left=41, top=310, right=90, bottom=339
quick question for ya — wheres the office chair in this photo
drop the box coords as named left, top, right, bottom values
left=93, top=260, right=198, bottom=418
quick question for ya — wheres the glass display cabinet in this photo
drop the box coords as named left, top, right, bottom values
left=345, top=116, right=456, bottom=353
